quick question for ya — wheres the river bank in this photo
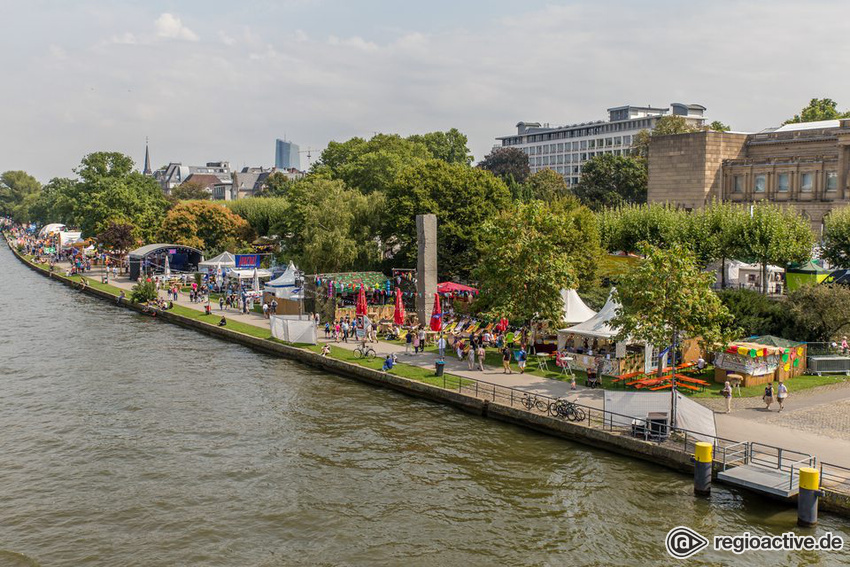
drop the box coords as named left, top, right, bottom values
left=5, top=234, right=850, bottom=518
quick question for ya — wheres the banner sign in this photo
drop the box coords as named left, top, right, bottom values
left=235, top=254, right=261, bottom=268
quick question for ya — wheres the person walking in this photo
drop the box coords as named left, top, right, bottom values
left=262, top=302, right=269, bottom=319
left=405, top=328, right=413, bottom=355
left=466, top=343, right=475, bottom=370
left=418, top=327, right=426, bottom=351
left=501, top=345, right=512, bottom=374
left=476, top=344, right=486, bottom=371
left=437, top=334, right=446, bottom=360
left=219, top=296, right=225, bottom=311
left=776, top=381, right=788, bottom=412
left=517, top=346, right=527, bottom=374
left=762, top=382, right=775, bottom=410
left=413, top=329, right=421, bottom=355
left=722, top=380, right=733, bottom=413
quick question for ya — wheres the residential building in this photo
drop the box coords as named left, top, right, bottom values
left=233, top=166, right=306, bottom=199
left=647, top=119, right=850, bottom=231
left=496, top=103, right=706, bottom=185
left=182, top=173, right=234, bottom=201
left=275, top=139, right=301, bottom=170
left=153, top=161, right=232, bottom=196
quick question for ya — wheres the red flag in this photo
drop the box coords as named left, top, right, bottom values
left=356, top=285, right=368, bottom=316
left=430, top=293, right=442, bottom=332
left=393, top=287, right=405, bottom=326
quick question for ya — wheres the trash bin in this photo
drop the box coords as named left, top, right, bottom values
left=435, top=360, right=445, bottom=377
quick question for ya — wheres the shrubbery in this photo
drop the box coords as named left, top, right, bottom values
left=130, top=280, right=158, bottom=303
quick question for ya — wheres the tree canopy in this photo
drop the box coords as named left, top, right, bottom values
left=821, top=206, right=850, bottom=267
left=573, top=154, right=647, bottom=211
left=171, top=180, right=211, bottom=200
left=0, top=170, right=42, bottom=222
left=524, top=169, right=570, bottom=201
left=159, top=200, right=254, bottom=253
left=708, top=120, right=731, bottom=132
left=784, top=98, right=850, bottom=124
left=477, top=147, right=531, bottom=184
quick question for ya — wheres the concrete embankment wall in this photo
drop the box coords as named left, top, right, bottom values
left=6, top=240, right=849, bottom=517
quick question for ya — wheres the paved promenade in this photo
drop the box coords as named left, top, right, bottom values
left=86, top=269, right=850, bottom=467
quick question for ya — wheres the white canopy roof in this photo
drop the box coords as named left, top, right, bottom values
left=58, top=231, right=83, bottom=247
left=39, top=223, right=66, bottom=237
left=266, top=261, right=303, bottom=299
left=560, top=289, right=596, bottom=325
left=558, top=288, right=621, bottom=339
left=198, top=251, right=236, bottom=269
left=228, top=268, right=272, bottom=280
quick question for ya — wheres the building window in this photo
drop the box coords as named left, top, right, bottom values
left=777, top=173, right=790, bottom=192
left=754, top=174, right=766, bottom=193
left=827, top=171, right=838, bottom=191
left=733, top=175, right=744, bottom=193
left=801, top=172, right=813, bottom=192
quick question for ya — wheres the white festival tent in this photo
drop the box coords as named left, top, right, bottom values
left=265, top=261, right=304, bottom=300
left=560, top=289, right=596, bottom=325
left=557, top=287, right=622, bottom=350
left=39, top=223, right=66, bottom=237
left=58, top=231, right=83, bottom=248
left=227, top=268, right=273, bottom=282
left=198, top=251, right=236, bottom=273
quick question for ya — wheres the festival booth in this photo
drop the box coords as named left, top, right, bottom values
left=198, top=251, right=236, bottom=274
left=557, top=288, right=647, bottom=376
left=38, top=223, right=66, bottom=238
left=58, top=231, right=83, bottom=249
left=786, top=260, right=830, bottom=292
left=128, top=243, right=204, bottom=281
left=263, top=261, right=304, bottom=316
left=228, top=268, right=273, bottom=289
left=311, top=272, right=401, bottom=322
left=713, top=335, right=807, bottom=387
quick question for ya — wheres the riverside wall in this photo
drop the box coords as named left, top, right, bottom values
left=6, top=238, right=849, bottom=517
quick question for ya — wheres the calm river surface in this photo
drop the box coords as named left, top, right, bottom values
left=0, top=244, right=848, bottom=567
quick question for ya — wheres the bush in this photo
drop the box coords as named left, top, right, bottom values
left=717, top=288, right=796, bottom=339
left=130, top=280, right=158, bottom=303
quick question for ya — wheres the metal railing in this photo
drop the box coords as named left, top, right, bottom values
left=820, top=461, right=850, bottom=494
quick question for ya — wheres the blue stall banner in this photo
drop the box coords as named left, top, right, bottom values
left=235, top=254, right=261, bottom=268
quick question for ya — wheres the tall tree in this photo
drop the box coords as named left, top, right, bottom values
left=475, top=199, right=600, bottom=323
left=784, top=98, right=850, bottom=124
left=821, top=206, right=850, bottom=267
left=738, top=204, right=814, bottom=294
left=573, top=154, right=647, bottom=210
left=159, top=200, right=254, bottom=253
left=0, top=170, right=41, bottom=221
left=171, top=180, right=211, bottom=200
left=598, top=203, right=686, bottom=254
left=96, top=221, right=139, bottom=265
left=478, top=147, right=531, bottom=184
left=257, top=171, right=296, bottom=197
left=227, top=197, right=290, bottom=237
left=685, top=201, right=747, bottom=285
left=407, top=128, right=472, bottom=165
left=611, top=243, right=736, bottom=382
left=788, top=284, right=850, bottom=342
left=384, top=159, right=511, bottom=280
left=524, top=169, right=570, bottom=201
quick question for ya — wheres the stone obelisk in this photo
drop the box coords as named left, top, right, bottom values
left=416, top=214, right=437, bottom=327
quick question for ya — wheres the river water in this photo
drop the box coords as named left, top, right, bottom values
left=0, top=244, right=847, bottom=566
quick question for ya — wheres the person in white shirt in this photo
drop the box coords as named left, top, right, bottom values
left=437, top=335, right=446, bottom=359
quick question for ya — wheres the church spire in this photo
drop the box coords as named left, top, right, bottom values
left=143, top=136, right=152, bottom=175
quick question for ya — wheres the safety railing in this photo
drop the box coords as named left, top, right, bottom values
left=720, top=441, right=750, bottom=471
left=820, top=461, right=850, bottom=494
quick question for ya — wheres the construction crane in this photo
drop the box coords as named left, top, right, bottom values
left=298, top=147, right=320, bottom=169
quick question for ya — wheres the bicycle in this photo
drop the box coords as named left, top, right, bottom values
left=547, top=398, right=586, bottom=422
left=519, top=393, right=549, bottom=412
left=353, top=344, right=377, bottom=359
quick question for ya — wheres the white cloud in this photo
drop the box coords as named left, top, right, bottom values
left=48, top=44, right=67, bottom=60
left=218, top=31, right=236, bottom=46
left=327, top=35, right=378, bottom=52
left=154, top=13, right=198, bottom=41
left=109, top=32, right=137, bottom=45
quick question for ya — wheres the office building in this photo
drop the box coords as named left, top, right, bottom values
left=496, top=103, right=706, bottom=185
left=275, top=139, right=301, bottom=170
left=647, top=119, right=850, bottom=230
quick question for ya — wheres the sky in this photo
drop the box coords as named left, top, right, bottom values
left=2, top=0, right=849, bottom=182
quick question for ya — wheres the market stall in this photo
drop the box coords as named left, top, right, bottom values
left=786, top=260, right=830, bottom=292
left=198, top=251, right=236, bottom=274
left=713, top=335, right=806, bottom=387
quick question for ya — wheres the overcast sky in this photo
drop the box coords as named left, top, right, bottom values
left=2, top=0, right=849, bottom=182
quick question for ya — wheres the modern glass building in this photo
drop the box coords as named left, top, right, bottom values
left=275, top=139, right=301, bottom=170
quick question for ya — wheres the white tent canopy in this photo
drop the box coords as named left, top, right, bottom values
left=39, top=223, right=66, bottom=237
left=557, top=288, right=622, bottom=349
left=560, top=289, right=596, bottom=325
left=265, top=261, right=304, bottom=300
left=58, top=231, right=83, bottom=248
left=228, top=268, right=273, bottom=280
left=199, top=251, right=236, bottom=271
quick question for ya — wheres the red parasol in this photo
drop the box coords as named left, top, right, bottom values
left=393, top=287, right=405, bottom=326
left=430, top=293, right=442, bottom=332
left=356, top=285, right=368, bottom=316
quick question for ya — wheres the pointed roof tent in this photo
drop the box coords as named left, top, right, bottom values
left=558, top=288, right=622, bottom=339
left=198, top=251, right=236, bottom=270
left=560, top=289, right=596, bottom=325
left=266, top=261, right=299, bottom=287
left=786, top=260, right=829, bottom=274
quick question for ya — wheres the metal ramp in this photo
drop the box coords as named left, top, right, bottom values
left=716, top=442, right=816, bottom=500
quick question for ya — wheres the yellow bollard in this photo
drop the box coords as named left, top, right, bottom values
left=693, top=442, right=713, bottom=495
left=798, top=467, right=822, bottom=527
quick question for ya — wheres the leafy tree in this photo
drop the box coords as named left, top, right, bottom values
left=171, top=180, right=210, bottom=200
left=598, top=203, right=686, bottom=254
left=227, top=197, right=290, bottom=237
left=384, top=159, right=511, bottom=281
left=525, top=169, right=570, bottom=201
left=685, top=201, right=747, bottom=285
left=611, top=243, right=736, bottom=379
left=0, top=170, right=42, bottom=221
left=407, top=128, right=472, bottom=165
left=784, top=98, right=850, bottom=125
left=27, top=177, right=75, bottom=225
left=475, top=199, right=600, bottom=323
left=573, top=154, right=647, bottom=210
left=821, top=206, right=850, bottom=267
left=159, top=200, right=254, bottom=252
left=737, top=204, right=814, bottom=294
left=96, top=221, right=139, bottom=261
left=717, top=288, right=797, bottom=339
left=788, top=284, right=850, bottom=342
left=478, top=147, right=531, bottom=184
left=632, top=116, right=701, bottom=158
left=257, top=171, right=296, bottom=197
left=708, top=120, right=731, bottom=132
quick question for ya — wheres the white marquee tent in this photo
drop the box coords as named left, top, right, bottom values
left=557, top=288, right=621, bottom=349
left=560, top=289, right=596, bottom=325
left=265, top=261, right=304, bottom=300
left=39, top=223, right=66, bottom=237
left=199, top=251, right=236, bottom=273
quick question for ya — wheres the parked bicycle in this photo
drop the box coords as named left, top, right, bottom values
left=353, top=344, right=377, bottom=359
left=548, top=398, right=586, bottom=422
left=519, top=393, right=549, bottom=412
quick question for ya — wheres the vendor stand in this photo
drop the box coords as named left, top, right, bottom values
left=713, top=335, right=806, bottom=387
